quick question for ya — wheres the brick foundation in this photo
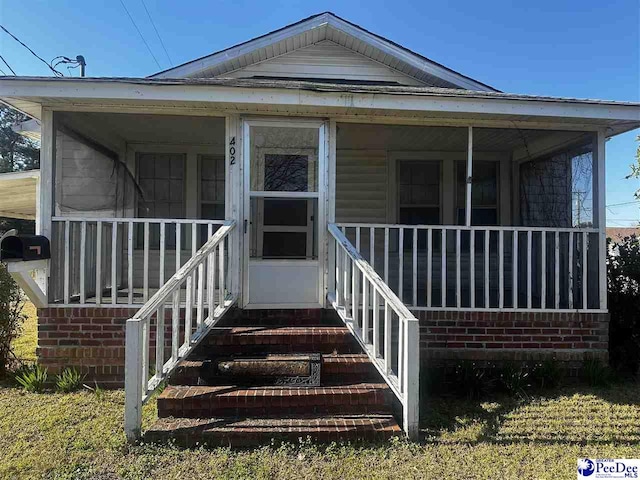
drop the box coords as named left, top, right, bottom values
left=36, top=307, right=610, bottom=387
left=417, top=310, right=609, bottom=371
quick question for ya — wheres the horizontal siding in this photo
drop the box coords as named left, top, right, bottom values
left=223, top=40, right=424, bottom=86
left=335, top=150, right=388, bottom=224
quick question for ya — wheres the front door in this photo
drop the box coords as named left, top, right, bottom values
left=242, top=119, right=326, bottom=308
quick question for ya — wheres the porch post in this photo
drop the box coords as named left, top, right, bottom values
left=465, top=126, right=473, bottom=227
left=37, top=108, right=54, bottom=295
left=327, top=119, right=337, bottom=303
left=593, top=129, right=607, bottom=309
left=226, top=114, right=241, bottom=300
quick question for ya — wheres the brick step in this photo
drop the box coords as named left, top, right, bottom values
left=145, top=414, right=401, bottom=447
left=169, top=354, right=379, bottom=386
left=193, top=326, right=360, bottom=355
left=218, top=311, right=343, bottom=327
left=157, top=383, right=393, bottom=418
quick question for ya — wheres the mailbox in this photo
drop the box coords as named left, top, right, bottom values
left=0, top=234, right=51, bottom=262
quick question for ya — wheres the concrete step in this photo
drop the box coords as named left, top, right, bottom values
left=157, top=383, right=393, bottom=418
left=145, top=414, right=401, bottom=447
left=169, top=353, right=379, bottom=386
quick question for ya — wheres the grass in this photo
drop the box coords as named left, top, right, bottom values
left=0, top=305, right=639, bottom=479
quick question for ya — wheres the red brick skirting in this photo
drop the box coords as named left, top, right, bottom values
left=416, top=310, right=609, bottom=366
left=36, top=307, right=610, bottom=387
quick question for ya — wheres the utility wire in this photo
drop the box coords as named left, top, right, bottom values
left=0, top=24, right=62, bottom=76
left=119, top=0, right=161, bottom=69
left=0, top=52, right=15, bottom=75
left=140, top=0, right=172, bottom=66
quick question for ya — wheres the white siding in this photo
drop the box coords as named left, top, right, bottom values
left=335, top=150, right=388, bottom=223
left=223, top=41, right=425, bottom=86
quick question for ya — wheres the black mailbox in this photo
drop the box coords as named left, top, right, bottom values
left=0, top=234, right=51, bottom=261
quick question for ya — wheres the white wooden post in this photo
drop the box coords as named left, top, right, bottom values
left=465, top=126, right=473, bottom=227
left=594, top=130, right=607, bottom=309
left=327, top=119, right=337, bottom=305
left=404, top=317, right=420, bottom=440
left=124, top=318, right=144, bottom=442
left=38, top=109, right=54, bottom=297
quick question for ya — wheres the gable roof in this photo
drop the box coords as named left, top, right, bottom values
left=150, top=12, right=498, bottom=92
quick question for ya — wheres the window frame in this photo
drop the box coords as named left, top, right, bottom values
left=454, top=159, right=501, bottom=226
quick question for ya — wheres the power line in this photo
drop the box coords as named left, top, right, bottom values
left=119, top=0, right=161, bottom=69
left=0, top=24, right=62, bottom=76
left=140, top=0, right=172, bottom=66
left=0, top=53, right=15, bottom=75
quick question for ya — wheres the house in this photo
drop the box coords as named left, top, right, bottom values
left=0, top=12, right=638, bottom=444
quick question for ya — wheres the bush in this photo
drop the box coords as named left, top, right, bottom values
left=607, top=235, right=640, bottom=376
left=453, top=361, right=497, bottom=399
left=583, top=357, right=612, bottom=387
left=499, top=362, right=531, bottom=398
left=14, top=363, right=48, bottom=392
left=0, top=262, right=26, bottom=377
left=55, top=368, right=86, bottom=393
left=531, top=358, right=564, bottom=390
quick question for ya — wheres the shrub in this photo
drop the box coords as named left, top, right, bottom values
left=583, top=357, right=612, bottom=387
left=55, top=367, right=86, bottom=393
left=0, top=262, right=26, bottom=377
left=607, top=235, right=640, bottom=376
left=531, top=358, right=564, bottom=390
left=499, top=363, right=531, bottom=398
left=14, top=363, right=48, bottom=392
left=453, top=361, right=496, bottom=399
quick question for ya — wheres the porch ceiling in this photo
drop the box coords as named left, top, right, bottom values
left=0, top=170, right=39, bottom=220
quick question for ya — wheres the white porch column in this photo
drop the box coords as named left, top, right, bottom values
left=327, top=119, right=337, bottom=304
left=593, top=129, right=607, bottom=309
left=465, top=126, right=473, bottom=226
left=37, top=108, right=54, bottom=295
left=226, top=114, right=242, bottom=301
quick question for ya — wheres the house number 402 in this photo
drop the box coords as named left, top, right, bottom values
left=229, top=137, right=236, bottom=165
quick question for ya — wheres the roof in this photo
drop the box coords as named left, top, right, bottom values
left=0, top=170, right=39, bottom=220
left=2, top=75, right=638, bottom=107
left=607, top=227, right=639, bottom=242
left=149, top=12, right=498, bottom=92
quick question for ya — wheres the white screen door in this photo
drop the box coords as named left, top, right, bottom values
left=242, top=119, right=326, bottom=308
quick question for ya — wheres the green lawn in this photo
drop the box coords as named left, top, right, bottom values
left=1, top=305, right=639, bottom=479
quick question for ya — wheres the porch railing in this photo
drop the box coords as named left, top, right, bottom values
left=124, top=220, right=237, bottom=441
left=328, top=223, right=419, bottom=439
left=336, top=223, right=604, bottom=312
left=50, top=217, right=226, bottom=306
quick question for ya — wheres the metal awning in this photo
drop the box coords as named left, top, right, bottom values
left=0, top=170, right=39, bottom=220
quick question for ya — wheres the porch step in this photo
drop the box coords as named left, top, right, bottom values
left=193, top=326, right=361, bottom=355
left=157, top=383, right=393, bottom=418
left=145, top=414, right=401, bottom=447
left=169, top=354, right=379, bottom=386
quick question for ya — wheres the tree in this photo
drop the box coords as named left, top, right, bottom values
left=0, top=105, right=39, bottom=173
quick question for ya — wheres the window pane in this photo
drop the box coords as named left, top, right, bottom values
left=398, top=161, right=440, bottom=208
left=200, top=154, right=225, bottom=218
left=399, top=207, right=439, bottom=225
left=250, top=197, right=317, bottom=259
left=137, top=153, right=185, bottom=220
left=263, top=199, right=308, bottom=226
left=262, top=232, right=307, bottom=258
left=250, top=126, right=318, bottom=192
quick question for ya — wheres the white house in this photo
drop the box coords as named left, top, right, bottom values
left=0, top=12, right=638, bottom=444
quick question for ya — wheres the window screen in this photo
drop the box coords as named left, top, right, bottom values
left=200, top=154, right=225, bottom=219
left=137, top=153, right=185, bottom=219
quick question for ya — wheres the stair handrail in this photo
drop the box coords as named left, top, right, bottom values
left=124, top=220, right=236, bottom=441
left=328, top=223, right=419, bottom=439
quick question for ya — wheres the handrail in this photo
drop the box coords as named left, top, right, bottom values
left=124, top=220, right=237, bottom=441
left=336, top=222, right=599, bottom=234
left=328, top=223, right=419, bottom=439
left=134, top=222, right=234, bottom=319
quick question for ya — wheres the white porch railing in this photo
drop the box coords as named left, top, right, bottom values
left=336, top=223, right=604, bottom=312
left=124, top=220, right=236, bottom=441
left=50, top=217, right=226, bottom=306
left=328, top=223, right=419, bottom=439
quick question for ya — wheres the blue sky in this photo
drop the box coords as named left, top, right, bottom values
left=1, top=0, right=638, bottom=225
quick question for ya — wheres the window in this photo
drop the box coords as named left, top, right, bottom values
left=397, top=161, right=440, bottom=225
left=200, top=154, right=225, bottom=220
left=456, top=161, right=499, bottom=226
left=137, top=153, right=185, bottom=219
left=137, top=153, right=186, bottom=248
